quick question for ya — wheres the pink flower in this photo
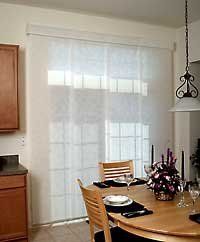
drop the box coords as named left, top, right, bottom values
left=165, top=176, right=170, bottom=181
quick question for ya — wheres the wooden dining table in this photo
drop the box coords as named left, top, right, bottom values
left=88, top=184, right=200, bottom=242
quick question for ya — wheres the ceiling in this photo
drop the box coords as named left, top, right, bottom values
left=1, top=0, right=200, bottom=28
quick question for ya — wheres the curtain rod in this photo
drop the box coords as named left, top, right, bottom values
left=26, top=24, right=175, bottom=51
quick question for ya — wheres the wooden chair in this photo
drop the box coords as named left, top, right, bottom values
left=77, top=179, right=155, bottom=242
left=99, top=160, right=134, bottom=182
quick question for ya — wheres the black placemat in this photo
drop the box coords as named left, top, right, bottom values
left=93, top=178, right=146, bottom=188
left=189, top=213, right=200, bottom=224
left=105, top=178, right=146, bottom=187
left=105, top=200, right=144, bottom=213
left=104, top=180, right=127, bottom=187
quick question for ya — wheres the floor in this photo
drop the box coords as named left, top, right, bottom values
left=30, top=221, right=91, bottom=242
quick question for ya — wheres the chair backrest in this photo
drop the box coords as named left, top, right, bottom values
left=77, top=179, right=112, bottom=242
left=99, top=160, right=134, bottom=181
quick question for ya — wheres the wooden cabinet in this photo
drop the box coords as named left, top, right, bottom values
left=0, top=44, right=19, bottom=131
left=0, top=175, right=28, bottom=242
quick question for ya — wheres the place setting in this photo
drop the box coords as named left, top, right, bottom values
left=93, top=174, right=146, bottom=189
left=188, top=183, right=200, bottom=224
left=173, top=150, right=200, bottom=224
left=146, top=148, right=200, bottom=224
left=103, top=194, right=153, bottom=218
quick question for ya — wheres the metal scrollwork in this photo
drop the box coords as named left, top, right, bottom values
left=176, top=71, right=199, bottom=99
left=176, top=75, right=186, bottom=99
left=189, top=74, right=199, bottom=98
left=175, top=0, right=199, bottom=100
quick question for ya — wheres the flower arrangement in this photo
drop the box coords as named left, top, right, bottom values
left=147, top=149, right=180, bottom=199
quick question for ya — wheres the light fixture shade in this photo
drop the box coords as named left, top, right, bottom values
left=169, top=97, right=200, bottom=112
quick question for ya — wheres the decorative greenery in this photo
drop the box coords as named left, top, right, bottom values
left=190, top=139, right=200, bottom=174
left=147, top=149, right=180, bottom=195
left=191, top=154, right=200, bottom=169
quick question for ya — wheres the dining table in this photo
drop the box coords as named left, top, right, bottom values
left=88, top=183, right=200, bottom=242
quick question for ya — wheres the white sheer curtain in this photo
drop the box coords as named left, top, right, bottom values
left=27, top=31, right=173, bottom=225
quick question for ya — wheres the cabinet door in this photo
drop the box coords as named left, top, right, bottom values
left=0, top=187, right=27, bottom=241
left=0, top=44, right=19, bottom=131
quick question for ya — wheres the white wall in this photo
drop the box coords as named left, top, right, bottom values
left=190, top=62, right=200, bottom=180
left=175, top=19, right=200, bottom=180
left=190, top=20, right=200, bottom=62
left=0, top=2, right=176, bottom=169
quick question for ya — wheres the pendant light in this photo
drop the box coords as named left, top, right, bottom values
left=170, top=0, right=200, bottom=112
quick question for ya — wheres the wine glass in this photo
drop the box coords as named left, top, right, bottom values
left=144, top=164, right=152, bottom=180
left=188, top=184, right=200, bottom=214
left=124, top=174, right=134, bottom=191
left=177, top=179, right=188, bottom=208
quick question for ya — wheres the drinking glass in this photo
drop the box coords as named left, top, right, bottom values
left=177, top=179, right=188, bottom=208
left=124, top=174, right=134, bottom=191
left=144, top=164, right=152, bottom=179
left=188, top=185, right=200, bottom=214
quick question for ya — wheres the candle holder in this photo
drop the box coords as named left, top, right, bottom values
left=177, top=179, right=189, bottom=207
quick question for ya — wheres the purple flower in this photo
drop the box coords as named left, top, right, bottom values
left=168, top=185, right=175, bottom=193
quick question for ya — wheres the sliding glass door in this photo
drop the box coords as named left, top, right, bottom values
left=28, top=33, right=173, bottom=224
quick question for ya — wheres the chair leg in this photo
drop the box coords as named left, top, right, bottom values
left=109, top=220, right=116, bottom=228
left=89, top=221, right=95, bottom=242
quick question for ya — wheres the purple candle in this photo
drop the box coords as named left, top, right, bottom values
left=181, top=151, right=185, bottom=180
left=167, top=148, right=170, bottom=164
left=161, top=154, right=164, bottom=163
left=167, top=148, right=170, bottom=163
left=151, top=145, right=154, bottom=167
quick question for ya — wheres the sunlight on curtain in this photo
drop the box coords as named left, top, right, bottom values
left=28, top=34, right=173, bottom=224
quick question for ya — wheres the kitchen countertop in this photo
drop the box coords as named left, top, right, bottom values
left=0, top=155, right=28, bottom=176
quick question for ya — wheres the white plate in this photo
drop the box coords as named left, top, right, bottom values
left=103, top=196, right=133, bottom=207
left=105, top=195, right=129, bottom=204
left=113, top=177, right=127, bottom=183
left=113, top=177, right=137, bottom=184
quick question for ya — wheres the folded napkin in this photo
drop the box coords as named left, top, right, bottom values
left=93, top=182, right=111, bottom=188
left=93, top=178, right=146, bottom=188
left=122, top=208, right=153, bottom=218
left=189, top=213, right=200, bottom=224
left=105, top=200, right=144, bottom=213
